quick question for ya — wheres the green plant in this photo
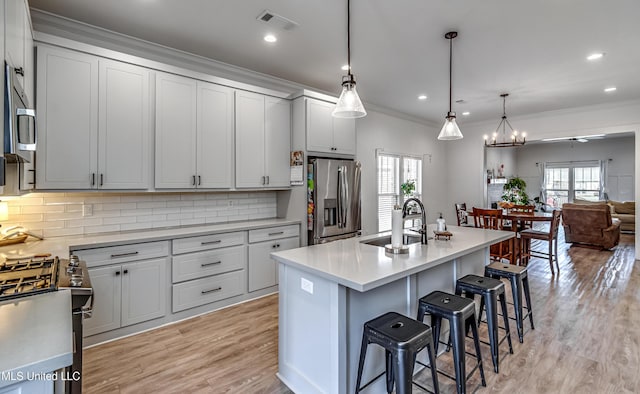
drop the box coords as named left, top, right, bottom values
left=400, top=180, right=416, bottom=196
left=502, top=176, right=530, bottom=205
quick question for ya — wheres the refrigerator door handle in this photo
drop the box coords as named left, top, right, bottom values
left=338, top=166, right=348, bottom=228
left=337, top=167, right=343, bottom=228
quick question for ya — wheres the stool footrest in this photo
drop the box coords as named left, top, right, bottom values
left=355, top=371, right=386, bottom=393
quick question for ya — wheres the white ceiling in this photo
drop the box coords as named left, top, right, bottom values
left=29, top=0, right=640, bottom=124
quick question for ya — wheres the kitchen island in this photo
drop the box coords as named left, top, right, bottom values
left=271, top=225, right=513, bottom=394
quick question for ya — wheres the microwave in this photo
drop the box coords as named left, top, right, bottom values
left=4, top=62, right=36, bottom=163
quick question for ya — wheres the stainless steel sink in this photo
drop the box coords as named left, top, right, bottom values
left=362, top=234, right=423, bottom=247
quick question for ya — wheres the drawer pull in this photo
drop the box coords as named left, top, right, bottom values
left=201, top=261, right=222, bottom=267
left=201, top=287, right=222, bottom=294
left=268, top=231, right=284, bottom=236
left=111, top=251, right=139, bottom=258
left=201, top=240, right=222, bottom=245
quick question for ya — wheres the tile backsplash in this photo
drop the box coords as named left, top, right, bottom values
left=1, top=192, right=277, bottom=238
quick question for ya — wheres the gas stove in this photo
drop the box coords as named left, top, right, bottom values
left=0, top=256, right=59, bottom=300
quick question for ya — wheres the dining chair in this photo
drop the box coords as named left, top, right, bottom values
left=473, top=207, right=513, bottom=263
left=519, top=209, right=562, bottom=274
left=455, top=202, right=470, bottom=226
left=510, top=204, right=536, bottom=230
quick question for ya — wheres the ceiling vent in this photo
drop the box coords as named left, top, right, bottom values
left=257, top=10, right=299, bottom=31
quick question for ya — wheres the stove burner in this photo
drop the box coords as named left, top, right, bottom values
left=0, top=257, right=59, bottom=300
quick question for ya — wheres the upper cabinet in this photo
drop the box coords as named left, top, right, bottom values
left=5, top=0, right=33, bottom=99
left=305, top=98, right=356, bottom=156
left=36, top=45, right=151, bottom=189
left=235, top=91, right=291, bottom=188
left=155, top=72, right=234, bottom=189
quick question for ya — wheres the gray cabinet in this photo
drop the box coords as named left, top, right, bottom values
left=305, top=98, right=356, bottom=156
left=235, top=91, right=291, bottom=188
left=248, top=225, right=300, bottom=292
left=77, top=242, right=169, bottom=336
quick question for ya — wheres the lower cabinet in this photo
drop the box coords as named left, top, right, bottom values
left=248, top=227, right=300, bottom=292
left=84, top=257, right=167, bottom=336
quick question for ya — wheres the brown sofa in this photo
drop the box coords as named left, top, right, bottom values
left=573, top=198, right=635, bottom=233
left=561, top=203, right=621, bottom=249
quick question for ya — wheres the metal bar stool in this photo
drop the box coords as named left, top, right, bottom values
left=484, top=262, right=534, bottom=343
left=417, top=291, right=486, bottom=394
left=355, top=311, right=439, bottom=394
left=455, top=274, right=513, bottom=373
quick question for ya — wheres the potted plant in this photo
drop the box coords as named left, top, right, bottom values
left=400, top=179, right=417, bottom=212
left=501, top=176, right=530, bottom=206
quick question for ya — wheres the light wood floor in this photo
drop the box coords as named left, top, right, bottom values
left=84, top=231, right=639, bottom=393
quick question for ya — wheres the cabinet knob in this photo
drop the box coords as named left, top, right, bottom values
left=14, top=67, right=24, bottom=76
left=123, top=269, right=129, bottom=275
left=115, top=271, right=121, bottom=276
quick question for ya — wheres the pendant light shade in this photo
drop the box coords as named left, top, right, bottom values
left=438, top=31, right=463, bottom=140
left=332, top=0, right=366, bottom=118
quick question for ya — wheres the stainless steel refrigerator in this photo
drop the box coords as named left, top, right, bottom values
left=308, top=158, right=361, bottom=244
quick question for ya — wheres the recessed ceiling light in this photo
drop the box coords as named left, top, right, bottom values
left=341, top=64, right=349, bottom=71
left=587, top=52, right=604, bottom=61
left=604, top=87, right=617, bottom=92
left=264, top=34, right=277, bottom=43
left=462, top=111, right=470, bottom=116
left=418, top=95, right=427, bottom=100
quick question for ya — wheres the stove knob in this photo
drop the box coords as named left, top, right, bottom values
left=69, top=254, right=80, bottom=267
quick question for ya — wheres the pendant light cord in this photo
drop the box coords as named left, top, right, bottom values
left=347, top=0, right=352, bottom=78
left=448, top=35, right=452, bottom=113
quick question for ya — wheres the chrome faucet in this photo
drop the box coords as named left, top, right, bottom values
left=402, top=197, right=428, bottom=244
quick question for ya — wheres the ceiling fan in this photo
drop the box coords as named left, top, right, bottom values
left=542, top=134, right=605, bottom=143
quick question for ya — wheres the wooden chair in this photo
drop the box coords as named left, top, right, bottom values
left=455, top=203, right=470, bottom=226
left=473, top=208, right=513, bottom=263
left=520, top=210, right=562, bottom=274
left=509, top=204, right=535, bottom=230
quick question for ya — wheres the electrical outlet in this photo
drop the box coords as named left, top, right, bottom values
left=82, top=204, right=93, bottom=217
left=228, top=200, right=234, bottom=207
left=301, top=277, right=313, bottom=294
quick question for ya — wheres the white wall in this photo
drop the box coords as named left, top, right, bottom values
left=356, top=111, right=444, bottom=236
left=515, top=136, right=635, bottom=201
left=446, top=99, right=640, bottom=257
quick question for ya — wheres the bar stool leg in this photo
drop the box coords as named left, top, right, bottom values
left=484, top=292, right=500, bottom=373
left=450, top=316, right=467, bottom=394
left=510, top=275, right=524, bottom=343
left=523, top=276, right=535, bottom=330
left=431, top=315, right=442, bottom=354
left=426, top=342, right=440, bottom=394
left=469, top=316, right=487, bottom=387
left=355, top=334, right=369, bottom=393
left=477, top=296, right=485, bottom=326
left=385, top=350, right=394, bottom=393
left=499, top=292, right=514, bottom=354
left=393, top=349, right=414, bottom=394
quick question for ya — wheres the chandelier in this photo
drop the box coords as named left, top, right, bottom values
left=484, top=93, right=526, bottom=147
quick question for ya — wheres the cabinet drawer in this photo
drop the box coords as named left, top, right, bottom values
left=249, top=225, right=299, bottom=243
left=74, top=241, right=169, bottom=268
left=172, top=245, right=246, bottom=283
left=172, top=270, right=244, bottom=313
left=173, top=231, right=246, bottom=254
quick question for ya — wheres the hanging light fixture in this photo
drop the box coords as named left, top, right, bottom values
left=438, top=31, right=463, bottom=140
left=484, top=93, right=526, bottom=147
left=332, top=0, right=366, bottom=118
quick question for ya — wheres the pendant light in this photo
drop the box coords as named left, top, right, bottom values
left=438, top=31, right=463, bottom=140
left=332, top=0, right=366, bottom=118
left=484, top=93, right=526, bottom=147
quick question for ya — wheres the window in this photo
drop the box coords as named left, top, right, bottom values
left=544, top=161, right=602, bottom=208
left=377, top=152, right=422, bottom=232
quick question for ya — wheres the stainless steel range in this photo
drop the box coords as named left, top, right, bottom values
left=0, top=255, right=93, bottom=394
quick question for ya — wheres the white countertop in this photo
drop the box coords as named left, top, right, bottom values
left=0, top=218, right=301, bottom=259
left=271, top=226, right=514, bottom=292
left=0, top=291, right=73, bottom=388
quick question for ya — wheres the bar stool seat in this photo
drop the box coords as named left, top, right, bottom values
left=484, top=262, right=534, bottom=343
left=417, top=291, right=486, bottom=394
left=355, top=311, right=439, bottom=394
left=455, top=274, right=513, bottom=373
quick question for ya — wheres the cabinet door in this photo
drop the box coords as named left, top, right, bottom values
left=98, top=60, right=151, bottom=189
left=235, top=91, right=265, bottom=188
left=332, top=117, right=356, bottom=155
left=121, top=258, right=167, bottom=327
left=5, top=0, right=25, bottom=84
left=197, top=82, right=234, bottom=188
left=306, top=99, right=334, bottom=153
left=248, top=236, right=299, bottom=292
left=36, top=46, right=99, bottom=189
left=22, top=6, right=34, bottom=105
left=155, top=72, right=197, bottom=188
left=264, top=97, right=291, bottom=188
left=84, top=265, right=122, bottom=336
